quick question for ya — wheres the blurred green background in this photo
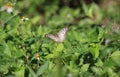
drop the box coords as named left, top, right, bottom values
left=0, top=0, right=120, bottom=77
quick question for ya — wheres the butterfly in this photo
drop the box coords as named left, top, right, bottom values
left=45, top=26, right=68, bottom=43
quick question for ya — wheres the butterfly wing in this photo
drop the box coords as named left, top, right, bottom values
left=45, top=34, right=60, bottom=42
left=57, top=26, right=68, bottom=41
left=46, top=26, right=68, bottom=43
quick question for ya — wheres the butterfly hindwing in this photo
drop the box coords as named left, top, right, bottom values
left=57, top=26, right=68, bottom=39
left=45, top=34, right=60, bottom=42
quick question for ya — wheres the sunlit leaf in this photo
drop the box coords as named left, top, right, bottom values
left=54, top=43, right=64, bottom=52
left=81, top=64, right=89, bottom=72
left=95, top=59, right=103, bottom=67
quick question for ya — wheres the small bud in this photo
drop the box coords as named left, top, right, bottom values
left=36, top=53, right=40, bottom=60
left=21, top=16, right=29, bottom=21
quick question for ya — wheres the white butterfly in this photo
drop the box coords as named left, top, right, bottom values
left=45, top=26, right=68, bottom=43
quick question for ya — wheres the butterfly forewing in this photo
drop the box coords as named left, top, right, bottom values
left=57, top=26, right=68, bottom=40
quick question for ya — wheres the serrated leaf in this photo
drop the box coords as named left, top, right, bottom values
left=89, top=43, right=100, bottom=59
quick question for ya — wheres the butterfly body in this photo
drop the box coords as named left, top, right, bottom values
left=45, top=26, right=68, bottom=43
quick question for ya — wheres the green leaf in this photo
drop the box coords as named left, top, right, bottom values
left=3, top=42, right=12, bottom=57
left=37, top=60, right=49, bottom=76
left=91, top=66, right=104, bottom=75
left=48, top=61, right=55, bottom=70
left=95, top=59, right=103, bottom=67
left=0, top=30, right=7, bottom=42
left=15, top=66, right=25, bottom=77
left=110, top=50, right=120, bottom=58
left=37, top=25, right=42, bottom=37
left=81, top=64, right=89, bottom=72
left=45, top=54, right=54, bottom=59
left=55, top=43, right=64, bottom=52
left=106, top=68, right=119, bottom=77
left=110, top=50, right=120, bottom=66
left=27, top=66, right=37, bottom=77
left=31, top=16, right=41, bottom=24
left=72, top=30, right=80, bottom=41
left=98, top=27, right=104, bottom=41
left=52, top=43, right=64, bottom=58
left=0, top=65, right=9, bottom=74
left=89, top=43, right=100, bottom=59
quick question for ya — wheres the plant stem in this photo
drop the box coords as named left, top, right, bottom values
left=54, top=43, right=63, bottom=77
